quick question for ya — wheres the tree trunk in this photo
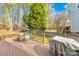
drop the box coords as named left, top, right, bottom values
left=8, top=13, right=13, bottom=31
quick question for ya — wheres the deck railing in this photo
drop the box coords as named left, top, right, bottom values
left=24, top=30, right=79, bottom=45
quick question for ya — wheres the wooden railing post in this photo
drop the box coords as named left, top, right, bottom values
left=43, top=32, right=45, bottom=44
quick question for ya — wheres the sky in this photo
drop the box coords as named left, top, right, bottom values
left=52, top=3, right=68, bottom=12
left=51, top=3, right=68, bottom=19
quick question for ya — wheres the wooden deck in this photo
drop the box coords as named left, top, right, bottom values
left=0, top=38, right=51, bottom=56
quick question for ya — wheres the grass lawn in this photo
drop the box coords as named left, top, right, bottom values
left=0, top=29, right=19, bottom=38
left=45, top=29, right=57, bottom=32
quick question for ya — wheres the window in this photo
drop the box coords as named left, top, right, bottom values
left=76, top=5, right=79, bottom=8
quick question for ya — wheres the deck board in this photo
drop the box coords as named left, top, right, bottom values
left=0, top=39, right=51, bottom=56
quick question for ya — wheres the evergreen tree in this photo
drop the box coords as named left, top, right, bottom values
left=23, top=3, right=48, bottom=32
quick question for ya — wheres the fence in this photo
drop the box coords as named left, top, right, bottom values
left=32, top=32, right=48, bottom=44
left=30, top=31, right=57, bottom=45
left=25, top=30, right=79, bottom=45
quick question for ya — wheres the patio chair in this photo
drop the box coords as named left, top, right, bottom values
left=16, top=33, right=30, bottom=42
